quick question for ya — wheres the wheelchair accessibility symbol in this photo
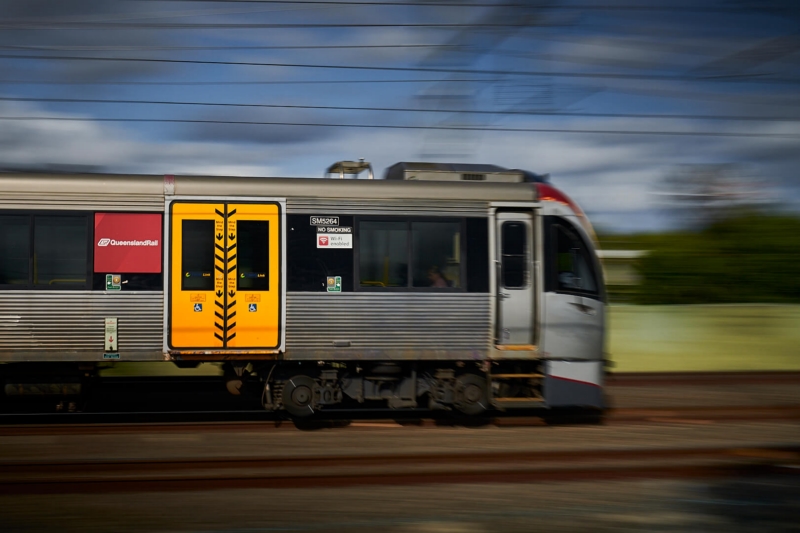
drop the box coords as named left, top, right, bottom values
left=248, top=303, right=257, bottom=312
left=193, top=303, right=203, bottom=312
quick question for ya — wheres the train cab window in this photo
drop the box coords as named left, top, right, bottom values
left=411, top=221, right=461, bottom=288
left=33, top=216, right=88, bottom=286
left=237, top=220, right=269, bottom=291
left=501, top=222, right=527, bottom=289
left=359, top=221, right=408, bottom=288
left=181, top=219, right=214, bottom=291
left=554, top=224, right=598, bottom=294
left=0, top=215, right=30, bottom=285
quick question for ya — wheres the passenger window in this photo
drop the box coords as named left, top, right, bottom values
left=286, top=214, right=354, bottom=292
left=237, top=220, right=269, bottom=291
left=501, top=222, right=527, bottom=289
left=33, top=216, right=88, bottom=286
left=466, top=218, right=489, bottom=293
left=0, top=214, right=90, bottom=289
left=181, top=220, right=214, bottom=291
left=411, top=221, right=461, bottom=288
left=0, top=215, right=30, bottom=285
left=359, top=221, right=407, bottom=287
left=554, top=225, right=597, bottom=293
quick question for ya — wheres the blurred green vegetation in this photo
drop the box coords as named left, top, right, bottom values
left=609, top=304, right=800, bottom=372
left=599, top=213, right=800, bottom=305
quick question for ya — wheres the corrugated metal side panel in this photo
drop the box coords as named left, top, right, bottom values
left=0, top=292, right=163, bottom=352
left=286, top=293, right=491, bottom=350
left=287, top=198, right=488, bottom=217
left=0, top=193, right=163, bottom=211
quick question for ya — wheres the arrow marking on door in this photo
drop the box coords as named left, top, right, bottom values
left=212, top=207, right=227, bottom=347
left=221, top=204, right=239, bottom=347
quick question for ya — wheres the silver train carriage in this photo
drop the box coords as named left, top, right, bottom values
left=0, top=161, right=607, bottom=418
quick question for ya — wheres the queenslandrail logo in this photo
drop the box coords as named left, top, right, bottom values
left=97, top=238, right=159, bottom=247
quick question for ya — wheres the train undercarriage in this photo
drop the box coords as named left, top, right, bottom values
left=226, top=360, right=549, bottom=418
left=1, top=359, right=604, bottom=425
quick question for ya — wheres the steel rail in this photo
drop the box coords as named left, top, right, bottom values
left=606, top=371, right=800, bottom=386
left=2, top=404, right=800, bottom=433
left=1, top=445, right=797, bottom=495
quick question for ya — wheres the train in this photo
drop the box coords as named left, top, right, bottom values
left=0, top=160, right=607, bottom=420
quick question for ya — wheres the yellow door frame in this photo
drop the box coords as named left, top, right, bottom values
left=164, top=197, right=285, bottom=355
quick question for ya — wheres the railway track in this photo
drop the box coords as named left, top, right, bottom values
left=1, top=444, right=798, bottom=495
left=1, top=371, right=799, bottom=429
left=2, top=373, right=798, bottom=497
left=2, top=403, right=800, bottom=432
left=606, top=371, right=800, bottom=386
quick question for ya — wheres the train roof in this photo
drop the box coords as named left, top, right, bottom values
left=0, top=171, right=539, bottom=204
left=385, top=162, right=549, bottom=183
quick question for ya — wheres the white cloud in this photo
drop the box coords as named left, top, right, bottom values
left=0, top=101, right=281, bottom=176
left=2, top=100, right=798, bottom=232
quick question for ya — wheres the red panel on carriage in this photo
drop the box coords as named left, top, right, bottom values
left=94, top=213, right=162, bottom=273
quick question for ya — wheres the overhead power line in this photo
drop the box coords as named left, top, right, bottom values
left=126, top=0, right=758, bottom=13
left=2, top=96, right=796, bottom=122
left=0, top=44, right=463, bottom=52
left=0, top=21, right=552, bottom=30
left=0, top=77, right=484, bottom=85
left=2, top=77, right=793, bottom=112
left=1, top=116, right=797, bottom=139
left=1, top=54, right=795, bottom=84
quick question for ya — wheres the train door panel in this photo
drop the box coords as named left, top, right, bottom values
left=541, top=216, right=604, bottom=360
left=495, top=212, right=534, bottom=346
left=169, top=201, right=282, bottom=350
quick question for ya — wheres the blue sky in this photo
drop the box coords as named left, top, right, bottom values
left=1, top=0, right=798, bottom=232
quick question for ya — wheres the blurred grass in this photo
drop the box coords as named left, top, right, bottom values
left=609, top=304, right=800, bottom=372
left=100, top=304, right=800, bottom=376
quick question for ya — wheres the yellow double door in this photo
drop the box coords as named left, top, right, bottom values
left=169, top=201, right=282, bottom=350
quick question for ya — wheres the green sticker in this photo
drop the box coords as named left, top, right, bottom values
left=326, top=276, right=342, bottom=293
left=105, top=274, right=121, bottom=291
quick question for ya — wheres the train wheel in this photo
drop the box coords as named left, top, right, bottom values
left=282, top=375, right=317, bottom=418
left=453, top=373, right=489, bottom=416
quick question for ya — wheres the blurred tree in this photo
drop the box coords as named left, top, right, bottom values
left=653, top=164, right=774, bottom=229
left=634, top=213, right=800, bottom=304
